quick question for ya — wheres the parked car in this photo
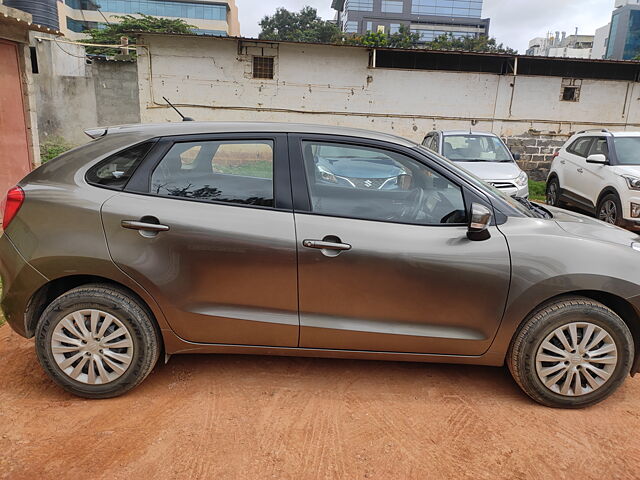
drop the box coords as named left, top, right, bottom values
left=422, top=130, right=529, bottom=198
left=547, top=129, right=640, bottom=230
left=2, top=122, right=639, bottom=408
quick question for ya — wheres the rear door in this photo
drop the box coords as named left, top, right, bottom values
left=100, top=133, right=299, bottom=346
left=289, top=135, right=511, bottom=355
left=562, top=136, right=593, bottom=203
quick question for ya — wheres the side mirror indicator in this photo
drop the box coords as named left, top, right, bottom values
left=586, top=154, right=608, bottom=165
left=467, top=203, right=492, bottom=241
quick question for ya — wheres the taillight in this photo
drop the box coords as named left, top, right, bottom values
left=552, top=151, right=559, bottom=159
left=1, top=186, right=25, bottom=229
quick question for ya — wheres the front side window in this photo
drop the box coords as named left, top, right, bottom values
left=589, top=137, right=609, bottom=157
left=442, top=135, right=512, bottom=162
left=613, top=137, right=640, bottom=165
left=86, top=141, right=154, bottom=189
left=302, top=142, right=467, bottom=225
left=568, top=137, right=593, bottom=157
left=151, top=140, right=274, bottom=207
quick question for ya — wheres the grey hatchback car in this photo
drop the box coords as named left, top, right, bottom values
left=1, top=122, right=639, bottom=408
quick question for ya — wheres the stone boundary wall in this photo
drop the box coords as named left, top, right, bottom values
left=504, top=132, right=570, bottom=181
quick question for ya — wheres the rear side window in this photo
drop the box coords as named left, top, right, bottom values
left=567, top=137, right=593, bottom=157
left=150, top=140, right=274, bottom=207
left=86, top=141, right=154, bottom=189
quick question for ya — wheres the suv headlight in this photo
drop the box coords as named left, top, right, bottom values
left=515, top=171, right=528, bottom=187
left=623, top=175, right=640, bottom=190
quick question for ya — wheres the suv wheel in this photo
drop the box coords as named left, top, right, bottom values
left=546, top=177, right=562, bottom=207
left=508, top=297, right=633, bottom=408
left=597, top=193, right=623, bottom=227
left=35, top=284, right=160, bottom=398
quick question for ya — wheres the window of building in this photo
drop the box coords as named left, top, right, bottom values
left=389, top=23, right=401, bottom=34
left=150, top=140, right=274, bottom=207
left=252, top=56, right=274, bottom=79
left=86, top=142, right=155, bottom=190
left=381, top=0, right=403, bottom=13
left=623, top=10, right=640, bottom=60
left=301, top=141, right=467, bottom=225
left=195, top=29, right=228, bottom=36
left=606, top=13, right=620, bottom=58
left=66, top=17, right=101, bottom=32
left=344, top=20, right=358, bottom=33
left=366, top=21, right=373, bottom=32
left=411, top=0, right=482, bottom=18
left=29, top=46, right=39, bottom=74
left=73, top=0, right=227, bottom=21
left=560, top=78, right=581, bottom=102
left=345, top=0, right=373, bottom=12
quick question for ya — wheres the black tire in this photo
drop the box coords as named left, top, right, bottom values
left=35, top=284, right=160, bottom=399
left=546, top=177, right=563, bottom=207
left=508, top=296, right=633, bottom=408
left=597, top=193, right=624, bottom=227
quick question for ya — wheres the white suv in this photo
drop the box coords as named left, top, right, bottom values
left=547, top=129, right=640, bottom=230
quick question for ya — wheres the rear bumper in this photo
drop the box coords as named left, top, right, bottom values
left=0, top=233, right=47, bottom=337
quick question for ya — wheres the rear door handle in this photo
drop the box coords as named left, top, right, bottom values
left=303, top=239, right=351, bottom=251
left=560, top=160, right=566, bottom=164
left=577, top=168, right=584, bottom=173
left=121, top=220, right=170, bottom=232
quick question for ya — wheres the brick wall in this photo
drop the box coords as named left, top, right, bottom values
left=504, top=131, right=570, bottom=181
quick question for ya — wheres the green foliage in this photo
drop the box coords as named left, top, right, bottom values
left=259, top=7, right=341, bottom=43
left=343, top=25, right=421, bottom=48
left=529, top=180, right=546, bottom=202
left=425, top=33, right=517, bottom=54
left=217, top=160, right=272, bottom=178
left=40, top=137, right=74, bottom=163
left=85, top=14, right=196, bottom=55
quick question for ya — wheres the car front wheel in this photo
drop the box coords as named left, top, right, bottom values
left=508, top=297, right=633, bottom=408
left=35, top=284, right=160, bottom=398
left=546, top=177, right=562, bottom=207
left=597, top=193, right=624, bottom=227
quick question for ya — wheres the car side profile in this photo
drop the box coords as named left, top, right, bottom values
left=547, top=129, right=640, bottom=230
left=422, top=130, right=529, bottom=198
left=1, top=122, right=639, bottom=408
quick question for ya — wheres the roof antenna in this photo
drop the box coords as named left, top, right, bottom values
left=163, top=96, right=194, bottom=121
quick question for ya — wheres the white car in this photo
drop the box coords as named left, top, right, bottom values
left=422, top=131, right=529, bottom=198
left=547, top=129, right=640, bottom=230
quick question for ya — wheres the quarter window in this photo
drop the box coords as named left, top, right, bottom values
left=86, top=141, right=154, bottom=189
left=302, top=141, right=466, bottom=225
left=151, top=140, right=274, bottom=207
left=567, top=137, right=593, bottom=157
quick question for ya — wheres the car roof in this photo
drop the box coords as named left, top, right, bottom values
left=573, top=130, right=640, bottom=138
left=433, top=130, right=498, bottom=137
left=86, top=122, right=418, bottom=148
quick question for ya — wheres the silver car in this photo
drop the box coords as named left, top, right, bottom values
left=1, top=122, right=638, bottom=407
left=422, top=130, right=529, bottom=198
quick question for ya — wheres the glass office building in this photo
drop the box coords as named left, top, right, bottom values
left=332, top=0, right=489, bottom=42
left=605, top=4, right=640, bottom=60
left=61, top=0, right=239, bottom=38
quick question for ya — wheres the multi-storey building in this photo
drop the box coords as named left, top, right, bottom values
left=526, top=32, right=594, bottom=59
left=58, top=0, right=240, bottom=39
left=331, top=0, right=489, bottom=42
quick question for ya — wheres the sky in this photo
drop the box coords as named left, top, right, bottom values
left=238, top=0, right=615, bottom=53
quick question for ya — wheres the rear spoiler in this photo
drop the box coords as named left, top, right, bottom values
left=84, top=127, right=108, bottom=139
left=84, top=124, right=141, bottom=139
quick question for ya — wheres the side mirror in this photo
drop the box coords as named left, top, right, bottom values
left=512, top=152, right=521, bottom=161
left=586, top=154, right=608, bottom=165
left=467, top=203, right=492, bottom=241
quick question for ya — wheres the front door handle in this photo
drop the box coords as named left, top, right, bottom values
left=121, top=220, right=170, bottom=232
left=303, top=239, right=351, bottom=251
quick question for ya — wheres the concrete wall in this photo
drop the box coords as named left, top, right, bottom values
left=136, top=35, right=640, bottom=180
left=33, top=36, right=140, bottom=145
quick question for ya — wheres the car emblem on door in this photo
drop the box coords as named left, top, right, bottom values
left=364, top=180, right=373, bottom=188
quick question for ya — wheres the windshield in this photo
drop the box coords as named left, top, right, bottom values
left=613, top=137, right=640, bottom=165
left=415, top=144, right=541, bottom=218
left=442, top=135, right=513, bottom=162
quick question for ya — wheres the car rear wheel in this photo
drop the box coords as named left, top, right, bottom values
left=35, top=284, right=160, bottom=398
left=546, top=177, right=563, bottom=207
left=597, top=193, right=624, bottom=227
left=508, top=297, right=633, bottom=408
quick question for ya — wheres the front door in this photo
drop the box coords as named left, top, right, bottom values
left=101, top=134, right=299, bottom=346
left=291, top=137, right=511, bottom=356
left=562, top=136, right=594, bottom=203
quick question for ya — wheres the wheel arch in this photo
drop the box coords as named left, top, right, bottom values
left=24, top=275, right=164, bottom=346
left=596, top=186, right=620, bottom=210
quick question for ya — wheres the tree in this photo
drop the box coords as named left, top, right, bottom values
left=259, top=7, right=341, bottom=43
left=85, top=14, right=196, bottom=55
left=425, top=33, right=517, bottom=54
left=343, top=25, right=420, bottom=48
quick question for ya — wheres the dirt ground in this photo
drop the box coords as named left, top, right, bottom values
left=1, top=326, right=639, bottom=480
